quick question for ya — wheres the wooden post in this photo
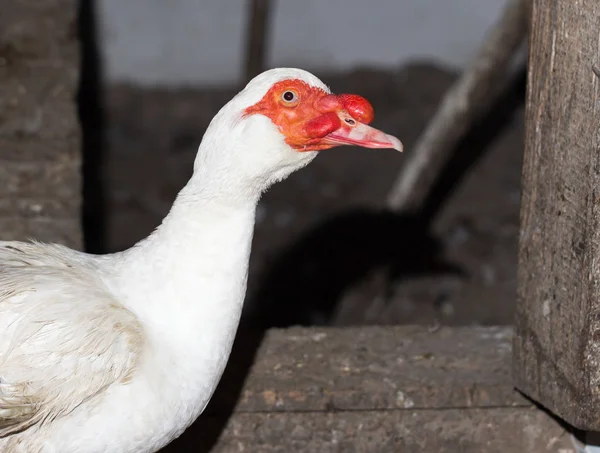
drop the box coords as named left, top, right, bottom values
left=0, top=0, right=82, bottom=248
left=243, top=0, right=272, bottom=81
left=514, top=0, right=600, bottom=429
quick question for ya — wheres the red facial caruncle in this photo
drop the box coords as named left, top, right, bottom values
left=244, top=79, right=403, bottom=153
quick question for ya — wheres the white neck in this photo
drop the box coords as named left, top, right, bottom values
left=103, top=157, right=260, bottom=380
left=113, top=184, right=256, bottom=330
left=95, top=179, right=256, bottom=433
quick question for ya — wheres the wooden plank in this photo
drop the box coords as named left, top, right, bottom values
left=159, top=327, right=573, bottom=452
left=0, top=0, right=81, bottom=248
left=514, top=0, right=600, bottom=430
left=208, top=326, right=525, bottom=413
left=184, top=409, right=572, bottom=453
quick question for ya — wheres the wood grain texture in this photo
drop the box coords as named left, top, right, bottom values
left=204, top=409, right=571, bottom=453
left=0, top=0, right=81, bottom=247
left=209, top=326, right=524, bottom=413
left=514, top=0, right=600, bottom=430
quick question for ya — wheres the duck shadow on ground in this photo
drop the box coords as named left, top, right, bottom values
left=246, top=209, right=462, bottom=327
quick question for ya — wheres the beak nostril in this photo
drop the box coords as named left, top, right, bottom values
left=345, top=118, right=356, bottom=126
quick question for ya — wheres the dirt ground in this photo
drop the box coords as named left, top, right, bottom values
left=102, top=62, right=524, bottom=329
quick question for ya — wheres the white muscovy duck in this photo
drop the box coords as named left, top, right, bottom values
left=0, top=68, right=402, bottom=453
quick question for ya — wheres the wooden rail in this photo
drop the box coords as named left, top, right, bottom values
left=161, top=327, right=573, bottom=452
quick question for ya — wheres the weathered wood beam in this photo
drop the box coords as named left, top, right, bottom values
left=514, top=0, right=600, bottom=430
left=386, top=0, right=531, bottom=212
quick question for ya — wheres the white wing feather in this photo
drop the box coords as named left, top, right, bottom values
left=0, top=241, right=144, bottom=436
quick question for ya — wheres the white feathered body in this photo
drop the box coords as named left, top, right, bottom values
left=0, top=198, right=256, bottom=453
left=0, top=68, right=324, bottom=452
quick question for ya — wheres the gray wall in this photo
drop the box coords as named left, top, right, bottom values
left=96, top=0, right=508, bottom=87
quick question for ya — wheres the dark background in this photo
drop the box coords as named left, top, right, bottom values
left=79, top=1, right=525, bottom=332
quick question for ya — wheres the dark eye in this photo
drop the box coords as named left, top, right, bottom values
left=282, top=91, right=297, bottom=102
